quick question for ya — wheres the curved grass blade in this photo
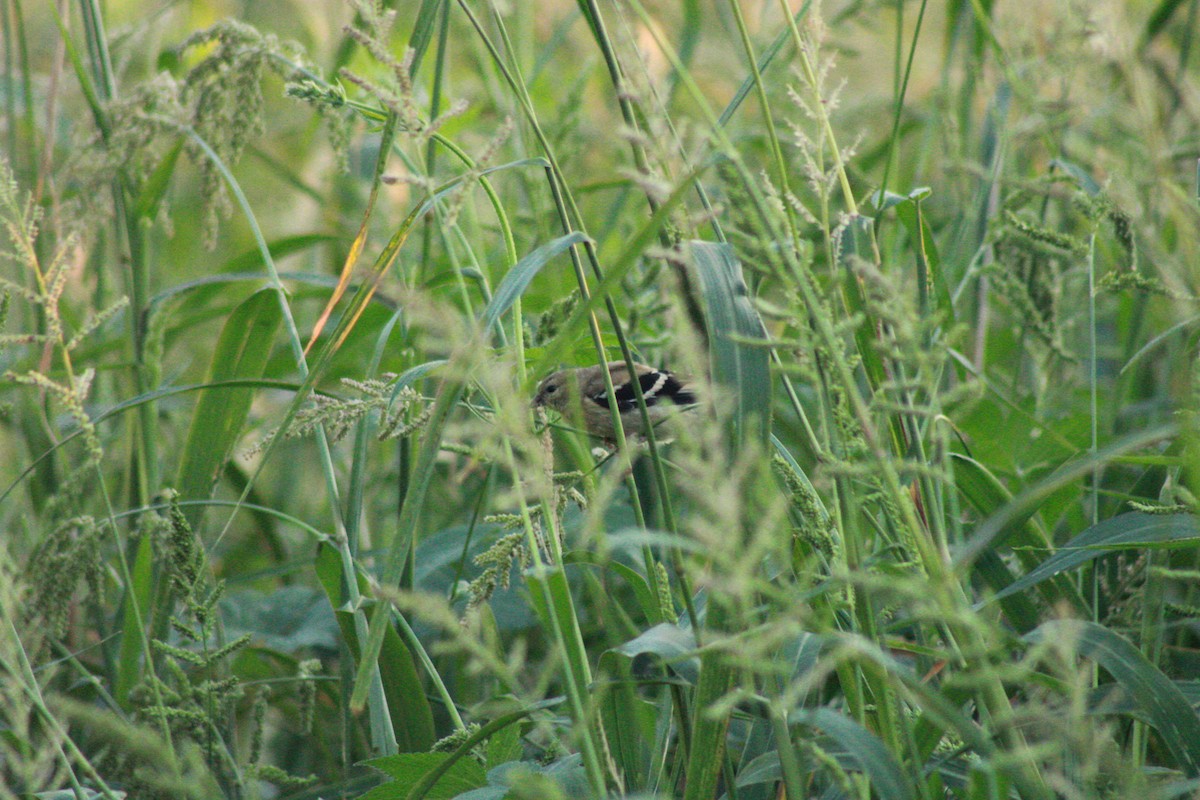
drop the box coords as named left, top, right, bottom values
left=482, top=231, right=588, bottom=333
left=838, top=215, right=888, bottom=396
left=771, top=435, right=834, bottom=531
left=789, top=708, right=916, bottom=800
left=1143, top=0, right=1191, bottom=48
left=990, top=512, right=1200, bottom=602
left=1025, top=620, right=1200, bottom=776
left=953, top=422, right=1177, bottom=571
left=115, top=532, right=155, bottom=706
left=716, top=2, right=813, bottom=128
left=1, top=379, right=306, bottom=507
left=305, top=113, right=399, bottom=356
left=133, top=140, right=182, bottom=220
left=149, top=268, right=341, bottom=308
left=530, top=165, right=703, bottom=377
left=563, top=551, right=659, bottom=627
left=389, top=360, right=449, bottom=404
left=1120, top=314, right=1200, bottom=376
left=951, top=452, right=1084, bottom=621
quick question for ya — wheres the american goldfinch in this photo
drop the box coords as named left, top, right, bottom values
left=533, top=361, right=697, bottom=441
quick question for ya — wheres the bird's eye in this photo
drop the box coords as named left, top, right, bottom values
left=545, top=384, right=558, bottom=394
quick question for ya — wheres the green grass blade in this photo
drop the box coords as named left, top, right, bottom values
left=1025, top=620, right=1200, bottom=776
left=1143, top=0, right=1191, bottom=47
left=890, top=189, right=954, bottom=324
left=406, top=0, right=446, bottom=80
left=682, top=626, right=736, bottom=800
left=838, top=214, right=891, bottom=395
left=114, top=533, right=155, bottom=706
left=396, top=698, right=564, bottom=800
left=314, top=543, right=435, bottom=753
left=683, top=240, right=773, bottom=797
left=687, top=240, right=772, bottom=444
left=564, top=551, right=660, bottom=628
left=954, top=422, right=1177, bottom=570
left=482, top=231, right=588, bottom=333
left=132, top=140, right=182, bottom=220
left=175, top=288, right=282, bottom=529
left=790, top=708, right=916, bottom=800
left=597, top=647, right=658, bottom=791
left=950, top=452, right=1084, bottom=620
left=990, top=512, right=1200, bottom=602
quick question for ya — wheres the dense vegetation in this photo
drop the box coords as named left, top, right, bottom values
left=3, top=1, right=1200, bottom=798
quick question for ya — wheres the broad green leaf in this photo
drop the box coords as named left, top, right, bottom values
left=219, top=586, right=339, bottom=652
left=1088, top=680, right=1200, bottom=720
left=359, top=752, right=486, bottom=800
left=175, top=289, right=282, bottom=530
left=613, top=622, right=700, bottom=685
left=688, top=240, right=772, bottom=444
left=1155, top=778, right=1200, bottom=800
left=452, top=787, right=507, bottom=800
left=1025, top=620, right=1200, bottom=776
left=735, top=751, right=784, bottom=788
left=484, top=723, right=523, bottom=770
left=463, top=754, right=590, bottom=800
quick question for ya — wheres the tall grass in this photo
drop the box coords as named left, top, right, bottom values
left=3, top=0, right=1200, bottom=798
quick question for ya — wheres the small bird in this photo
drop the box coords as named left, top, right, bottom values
left=533, top=361, right=697, bottom=441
